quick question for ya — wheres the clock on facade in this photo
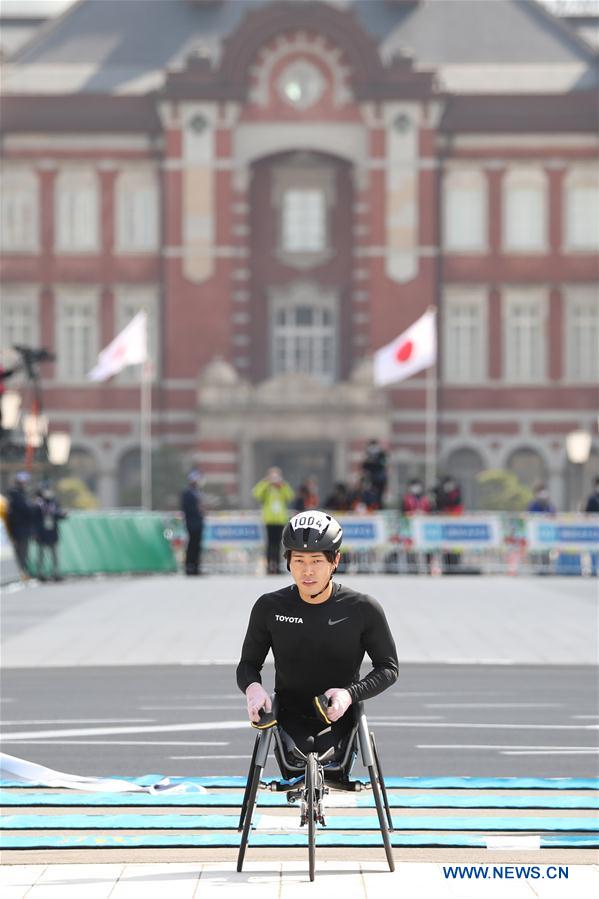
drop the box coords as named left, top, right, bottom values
left=278, top=60, right=325, bottom=109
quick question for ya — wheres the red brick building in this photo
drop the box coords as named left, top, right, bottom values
left=1, top=0, right=598, bottom=509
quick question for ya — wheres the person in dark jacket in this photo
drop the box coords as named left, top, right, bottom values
left=6, top=471, right=33, bottom=577
left=361, top=439, right=387, bottom=509
left=527, top=482, right=556, bottom=514
left=181, top=469, right=204, bottom=575
left=584, top=477, right=599, bottom=513
left=33, top=484, right=66, bottom=581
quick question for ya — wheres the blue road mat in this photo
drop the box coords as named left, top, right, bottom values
left=2, top=813, right=597, bottom=832
left=2, top=791, right=597, bottom=809
left=1, top=833, right=596, bottom=849
left=2, top=776, right=597, bottom=790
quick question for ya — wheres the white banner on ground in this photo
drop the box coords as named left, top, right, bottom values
left=0, top=752, right=206, bottom=793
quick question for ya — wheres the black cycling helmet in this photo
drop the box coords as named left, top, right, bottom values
left=282, top=510, right=343, bottom=554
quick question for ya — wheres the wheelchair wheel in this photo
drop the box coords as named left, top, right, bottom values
left=306, top=753, right=317, bottom=881
left=237, top=763, right=262, bottom=872
left=371, top=732, right=393, bottom=831
left=368, top=762, right=395, bottom=872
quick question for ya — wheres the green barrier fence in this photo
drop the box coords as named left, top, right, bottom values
left=30, top=512, right=177, bottom=578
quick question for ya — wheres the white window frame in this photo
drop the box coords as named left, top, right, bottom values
left=55, top=286, right=99, bottom=383
left=114, top=284, right=159, bottom=382
left=0, top=286, right=39, bottom=382
left=443, top=286, right=488, bottom=383
left=563, top=167, right=599, bottom=252
left=115, top=167, right=159, bottom=254
left=0, top=165, right=39, bottom=253
left=564, top=285, right=599, bottom=384
left=502, top=166, right=547, bottom=254
left=270, top=284, right=337, bottom=383
left=502, top=287, right=548, bottom=384
left=443, top=168, right=487, bottom=253
left=54, top=166, right=99, bottom=253
left=281, top=189, right=326, bottom=253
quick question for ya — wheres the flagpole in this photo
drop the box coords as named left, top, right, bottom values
left=425, top=360, right=437, bottom=491
left=140, top=359, right=152, bottom=511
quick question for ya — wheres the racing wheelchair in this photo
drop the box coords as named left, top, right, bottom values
left=237, top=695, right=394, bottom=881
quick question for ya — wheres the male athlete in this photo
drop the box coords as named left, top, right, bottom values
left=236, top=510, right=399, bottom=759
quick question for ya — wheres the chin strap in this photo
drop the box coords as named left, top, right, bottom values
left=309, top=570, right=337, bottom=600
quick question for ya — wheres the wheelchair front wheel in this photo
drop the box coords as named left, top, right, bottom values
left=237, top=763, right=261, bottom=872
left=368, top=762, right=395, bottom=872
left=306, top=753, right=318, bottom=881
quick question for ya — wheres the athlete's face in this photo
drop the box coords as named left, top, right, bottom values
left=289, top=551, right=340, bottom=601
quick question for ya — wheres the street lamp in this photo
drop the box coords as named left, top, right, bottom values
left=1, top=390, right=21, bottom=430
left=23, top=412, right=48, bottom=449
left=566, top=429, right=592, bottom=510
left=47, top=432, right=71, bottom=466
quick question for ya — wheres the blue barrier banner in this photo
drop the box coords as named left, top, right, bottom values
left=526, top=517, right=599, bottom=552
left=411, top=516, right=503, bottom=551
left=203, top=513, right=263, bottom=549
left=336, top=515, right=387, bottom=551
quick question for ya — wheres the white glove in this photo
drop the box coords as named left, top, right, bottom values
left=323, top=687, right=352, bottom=722
left=245, top=682, right=271, bottom=723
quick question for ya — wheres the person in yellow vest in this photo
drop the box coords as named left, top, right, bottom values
left=253, top=467, right=294, bottom=574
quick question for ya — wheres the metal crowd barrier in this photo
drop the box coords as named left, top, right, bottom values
left=164, top=511, right=598, bottom=577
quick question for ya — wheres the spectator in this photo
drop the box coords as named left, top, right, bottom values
left=294, top=476, right=319, bottom=513
left=361, top=439, right=387, bottom=509
left=181, top=469, right=205, bottom=575
left=401, top=478, right=432, bottom=515
left=584, top=477, right=599, bottom=513
left=349, top=474, right=379, bottom=513
left=6, top=471, right=33, bottom=578
left=33, top=484, right=66, bottom=581
left=434, top=476, right=464, bottom=515
left=527, top=482, right=556, bottom=514
left=324, top=482, right=351, bottom=513
left=253, top=467, right=294, bottom=574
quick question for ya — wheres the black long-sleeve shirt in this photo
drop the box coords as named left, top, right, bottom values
left=236, top=582, right=399, bottom=715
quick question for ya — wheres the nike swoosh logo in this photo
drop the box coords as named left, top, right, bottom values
left=328, top=617, right=349, bottom=626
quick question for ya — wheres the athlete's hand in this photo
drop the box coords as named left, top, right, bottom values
left=324, top=687, right=352, bottom=722
left=245, top=683, right=271, bottom=723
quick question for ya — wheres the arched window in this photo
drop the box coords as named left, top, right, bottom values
left=506, top=447, right=547, bottom=489
left=0, top=165, right=39, bottom=252
left=503, top=166, right=547, bottom=253
left=443, top=168, right=487, bottom=253
left=444, top=447, right=485, bottom=511
left=55, top=166, right=99, bottom=252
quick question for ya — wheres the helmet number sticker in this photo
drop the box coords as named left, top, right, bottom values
left=289, top=511, right=329, bottom=533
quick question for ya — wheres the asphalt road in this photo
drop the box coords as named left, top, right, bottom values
left=1, top=662, right=597, bottom=781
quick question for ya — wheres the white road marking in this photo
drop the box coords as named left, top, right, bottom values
left=139, top=705, right=241, bottom=711
left=169, top=755, right=250, bottom=760
left=368, top=721, right=598, bottom=730
left=0, top=720, right=249, bottom=740
left=501, top=749, right=599, bottom=755
left=425, top=703, right=561, bottom=709
left=4, top=718, right=596, bottom=742
left=1, top=719, right=156, bottom=726
left=417, top=743, right=597, bottom=750
left=0, top=739, right=231, bottom=746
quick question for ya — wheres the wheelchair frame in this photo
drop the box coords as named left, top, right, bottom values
left=237, top=699, right=395, bottom=881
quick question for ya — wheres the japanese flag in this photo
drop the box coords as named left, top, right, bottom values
left=88, top=312, right=147, bottom=382
left=373, top=308, right=436, bottom=387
